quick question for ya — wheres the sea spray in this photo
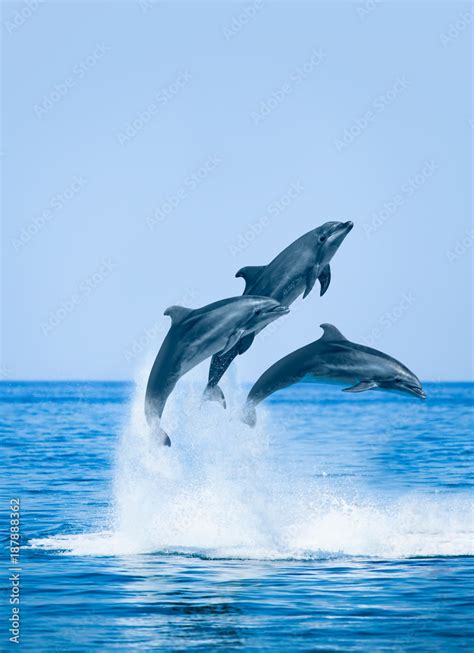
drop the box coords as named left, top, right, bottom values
left=30, top=368, right=474, bottom=559
left=112, top=368, right=281, bottom=555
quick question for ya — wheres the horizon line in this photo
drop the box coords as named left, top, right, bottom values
left=0, top=378, right=473, bottom=384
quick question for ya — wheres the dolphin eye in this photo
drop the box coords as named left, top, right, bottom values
left=255, top=309, right=262, bottom=315
left=319, top=236, right=326, bottom=243
left=395, top=378, right=402, bottom=383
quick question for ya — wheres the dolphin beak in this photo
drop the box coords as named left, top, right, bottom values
left=328, top=221, right=354, bottom=242
left=270, top=305, right=290, bottom=316
left=405, top=384, right=426, bottom=400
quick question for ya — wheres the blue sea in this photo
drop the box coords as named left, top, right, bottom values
left=1, top=380, right=473, bottom=652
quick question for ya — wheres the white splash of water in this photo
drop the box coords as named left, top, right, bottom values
left=30, top=366, right=474, bottom=559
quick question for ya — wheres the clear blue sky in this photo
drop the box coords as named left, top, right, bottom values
left=2, top=1, right=472, bottom=381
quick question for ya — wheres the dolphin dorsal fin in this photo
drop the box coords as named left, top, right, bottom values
left=235, top=266, right=266, bottom=292
left=164, top=305, right=193, bottom=325
left=319, top=323, right=347, bottom=341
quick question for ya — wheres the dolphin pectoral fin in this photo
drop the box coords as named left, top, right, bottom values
left=342, top=380, right=378, bottom=393
left=235, top=266, right=266, bottom=293
left=219, top=329, right=245, bottom=356
left=318, top=265, right=331, bottom=296
left=202, top=383, right=227, bottom=408
left=238, top=333, right=255, bottom=355
left=303, top=267, right=319, bottom=299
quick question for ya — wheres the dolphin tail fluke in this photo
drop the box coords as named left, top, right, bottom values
left=241, top=402, right=257, bottom=428
left=202, top=383, right=227, bottom=409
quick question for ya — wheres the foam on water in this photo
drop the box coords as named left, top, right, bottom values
left=30, top=368, right=474, bottom=559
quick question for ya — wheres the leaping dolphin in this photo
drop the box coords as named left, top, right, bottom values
left=243, top=323, right=426, bottom=427
left=145, top=296, right=289, bottom=445
left=203, top=221, right=354, bottom=407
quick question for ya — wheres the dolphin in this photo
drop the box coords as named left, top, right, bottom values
left=203, top=221, right=354, bottom=407
left=242, top=323, right=426, bottom=427
left=145, top=296, right=289, bottom=445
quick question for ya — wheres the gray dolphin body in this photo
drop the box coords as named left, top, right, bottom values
left=203, top=221, right=354, bottom=407
left=145, top=296, right=289, bottom=445
left=243, top=323, right=426, bottom=427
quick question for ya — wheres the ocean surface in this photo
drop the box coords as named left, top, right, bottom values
left=1, top=379, right=473, bottom=652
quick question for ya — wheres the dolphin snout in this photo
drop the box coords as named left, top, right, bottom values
left=270, top=305, right=290, bottom=315
left=413, top=387, right=427, bottom=400
left=405, top=384, right=426, bottom=400
left=329, top=221, right=353, bottom=240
